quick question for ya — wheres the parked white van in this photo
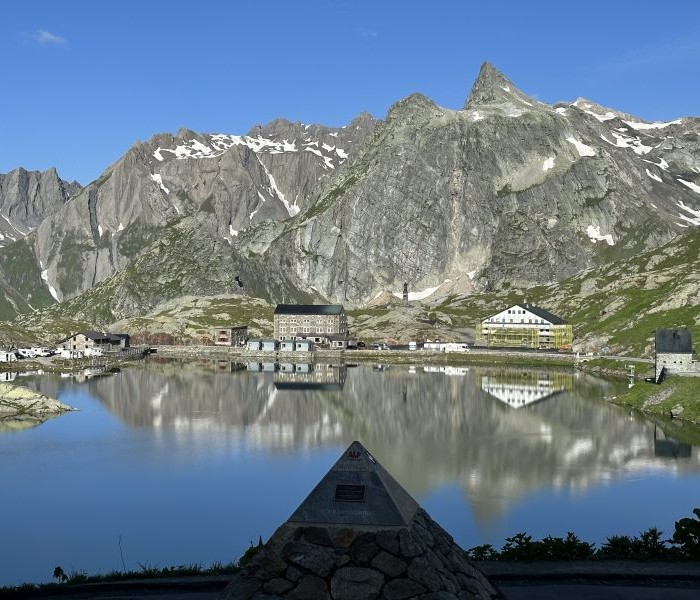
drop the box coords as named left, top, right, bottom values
left=17, top=348, right=36, bottom=359
left=0, top=351, right=17, bottom=362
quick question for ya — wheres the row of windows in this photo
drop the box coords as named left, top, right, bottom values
left=279, top=327, right=337, bottom=334
left=483, top=328, right=553, bottom=333
left=278, top=317, right=337, bottom=323
left=489, top=317, right=548, bottom=324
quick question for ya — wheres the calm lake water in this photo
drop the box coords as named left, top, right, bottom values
left=1, top=358, right=699, bottom=586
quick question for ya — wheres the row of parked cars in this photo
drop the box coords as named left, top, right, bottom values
left=6, top=347, right=57, bottom=360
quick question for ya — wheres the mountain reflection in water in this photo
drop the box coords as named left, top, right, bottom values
left=30, top=359, right=699, bottom=520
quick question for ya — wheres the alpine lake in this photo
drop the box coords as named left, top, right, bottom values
left=1, top=357, right=699, bottom=587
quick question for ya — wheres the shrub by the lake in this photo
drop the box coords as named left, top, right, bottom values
left=467, top=508, right=700, bottom=561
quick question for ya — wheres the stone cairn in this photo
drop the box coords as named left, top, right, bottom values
left=220, top=441, right=502, bottom=600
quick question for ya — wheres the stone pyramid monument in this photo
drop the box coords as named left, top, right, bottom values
left=220, top=441, right=502, bottom=599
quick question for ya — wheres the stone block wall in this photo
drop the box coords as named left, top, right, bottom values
left=655, top=352, right=699, bottom=381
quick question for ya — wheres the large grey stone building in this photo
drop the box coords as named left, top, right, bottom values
left=273, top=304, right=348, bottom=342
left=654, top=328, right=698, bottom=382
left=57, top=331, right=130, bottom=352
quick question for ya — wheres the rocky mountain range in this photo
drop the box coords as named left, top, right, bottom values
left=0, top=167, right=80, bottom=245
left=1, top=62, right=699, bottom=326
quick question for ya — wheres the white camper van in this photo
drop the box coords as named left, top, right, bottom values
left=0, top=351, right=17, bottom=362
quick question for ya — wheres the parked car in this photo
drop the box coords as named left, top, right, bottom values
left=371, top=343, right=390, bottom=351
left=16, top=348, right=36, bottom=359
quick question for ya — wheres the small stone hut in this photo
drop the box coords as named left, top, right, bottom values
left=655, top=328, right=697, bottom=382
left=220, top=441, right=501, bottom=599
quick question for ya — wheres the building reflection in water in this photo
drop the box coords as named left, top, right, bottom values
left=25, top=360, right=699, bottom=520
left=654, top=426, right=692, bottom=459
left=479, top=370, right=573, bottom=408
left=423, top=366, right=469, bottom=377
left=275, top=363, right=347, bottom=391
left=244, top=362, right=347, bottom=390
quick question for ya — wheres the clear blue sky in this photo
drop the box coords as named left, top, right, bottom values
left=2, top=0, right=699, bottom=184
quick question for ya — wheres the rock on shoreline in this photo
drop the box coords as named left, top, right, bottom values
left=0, top=383, right=75, bottom=431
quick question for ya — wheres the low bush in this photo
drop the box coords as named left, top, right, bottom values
left=468, top=508, right=700, bottom=561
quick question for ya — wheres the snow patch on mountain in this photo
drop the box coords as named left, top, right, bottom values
left=643, top=157, right=669, bottom=171
left=1, top=213, right=29, bottom=236
left=150, top=173, right=170, bottom=194
left=678, top=179, right=700, bottom=194
left=566, top=137, right=596, bottom=157
left=392, top=282, right=446, bottom=301
left=256, top=155, right=300, bottom=217
left=677, top=200, right=700, bottom=225
left=623, top=119, right=683, bottom=131
left=586, top=224, right=614, bottom=246
left=601, top=131, right=652, bottom=155
left=542, top=157, right=555, bottom=172
left=304, top=146, right=323, bottom=158
left=152, top=131, right=351, bottom=174
left=646, top=169, right=662, bottom=183
left=571, top=99, right=616, bottom=121
left=154, top=135, right=298, bottom=162
left=40, top=263, right=60, bottom=302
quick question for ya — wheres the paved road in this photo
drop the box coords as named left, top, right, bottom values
left=6, top=563, right=700, bottom=599
left=500, top=581, right=700, bottom=599
left=484, top=561, right=700, bottom=600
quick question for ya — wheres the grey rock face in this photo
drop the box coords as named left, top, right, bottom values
left=0, top=166, right=79, bottom=248
left=247, top=62, right=700, bottom=304
left=22, top=114, right=376, bottom=305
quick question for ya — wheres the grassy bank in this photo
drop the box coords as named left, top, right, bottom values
left=613, top=375, right=700, bottom=425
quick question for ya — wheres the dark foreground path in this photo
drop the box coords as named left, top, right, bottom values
left=484, top=561, right=700, bottom=600
left=4, top=563, right=700, bottom=599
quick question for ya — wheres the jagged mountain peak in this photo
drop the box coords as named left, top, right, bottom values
left=463, top=61, right=532, bottom=110
left=386, top=93, right=440, bottom=123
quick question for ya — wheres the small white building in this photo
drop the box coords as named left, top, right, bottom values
left=295, top=340, right=313, bottom=352
left=247, top=340, right=262, bottom=351
left=0, top=351, right=17, bottom=362
left=261, top=339, right=279, bottom=352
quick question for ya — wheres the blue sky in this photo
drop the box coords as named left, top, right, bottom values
left=2, top=0, right=699, bottom=184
